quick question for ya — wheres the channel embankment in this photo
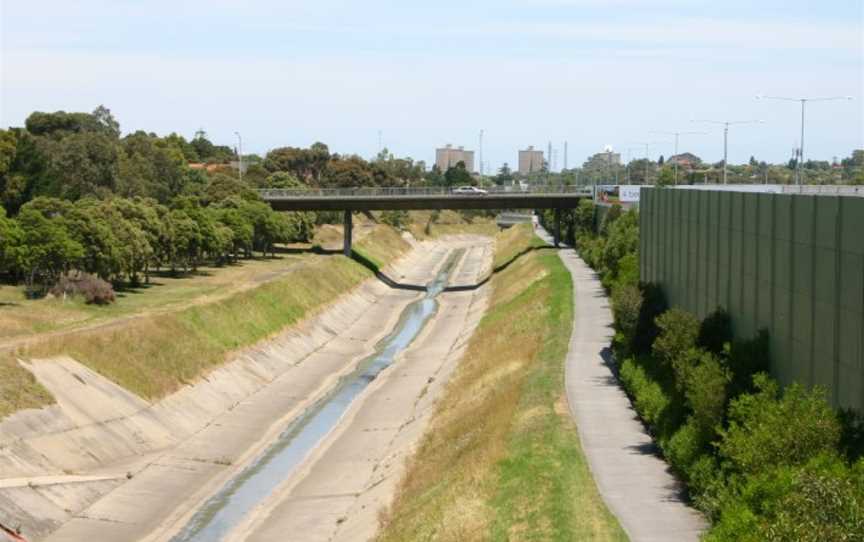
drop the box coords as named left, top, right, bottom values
left=0, top=233, right=492, bottom=542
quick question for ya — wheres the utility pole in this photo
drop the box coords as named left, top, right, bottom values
left=624, top=147, right=641, bottom=184
left=630, top=141, right=665, bottom=184
left=234, top=131, right=243, bottom=182
left=650, top=130, right=707, bottom=184
left=756, top=94, right=853, bottom=185
left=547, top=141, right=552, bottom=172
left=691, top=119, right=763, bottom=184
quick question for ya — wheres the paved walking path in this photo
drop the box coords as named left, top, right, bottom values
left=539, top=229, right=707, bottom=542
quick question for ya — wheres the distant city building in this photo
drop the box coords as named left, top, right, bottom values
left=668, top=152, right=702, bottom=169
left=584, top=148, right=622, bottom=168
left=435, top=144, right=475, bottom=172
left=588, top=147, right=621, bottom=166
left=518, top=146, right=545, bottom=174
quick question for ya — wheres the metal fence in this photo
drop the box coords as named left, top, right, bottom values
left=257, top=185, right=593, bottom=199
left=641, top=187, right=864, bottom=411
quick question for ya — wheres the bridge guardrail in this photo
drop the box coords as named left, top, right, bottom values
left=257, top=185, right=593, bottom=199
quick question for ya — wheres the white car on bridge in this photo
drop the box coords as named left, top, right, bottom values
left=451, top=186, right=488, bottom=195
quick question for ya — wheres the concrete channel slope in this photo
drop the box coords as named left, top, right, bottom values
left=226, top=240, right=493, bottom=542
left=539, top=229, right=707, bottom=542
left=5, top=235, right=491, bottom=542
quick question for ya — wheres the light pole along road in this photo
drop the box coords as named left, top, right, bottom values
left=690, top=119, right=763, bottom=184
left=649, top=130, right=708, bottom=184
left=756, top=94, right=853, bottom=185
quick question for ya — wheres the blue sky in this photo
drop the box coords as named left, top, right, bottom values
left=1, top=0, right=862, bottom=171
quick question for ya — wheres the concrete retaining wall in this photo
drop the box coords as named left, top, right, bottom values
left=640, top=187, right=864, bottom=411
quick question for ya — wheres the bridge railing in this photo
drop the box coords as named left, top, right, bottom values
left=257, top=185, right=593, bottom=199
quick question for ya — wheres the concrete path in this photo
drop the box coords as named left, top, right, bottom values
left=539, top=229, right=706, bottom=542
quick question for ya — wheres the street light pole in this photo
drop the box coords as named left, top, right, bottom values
left=691, top=119, right=763, bottom=184
left=756, top=95, right=853, bottom=185
left=650, top=130, right=707, bottom=185
left=629, top=141, right=667, bottom=184
left=234, top=131, right=243, bottom=183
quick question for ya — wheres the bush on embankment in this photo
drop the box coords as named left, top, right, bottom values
left=569, top=199, right=864, bottom=541
left=0, top=225, right=410, bottom=418
left=378, top=224, right=626, bottom=542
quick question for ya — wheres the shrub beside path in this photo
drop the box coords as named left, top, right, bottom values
left=540, top=229, right=706, bottom=542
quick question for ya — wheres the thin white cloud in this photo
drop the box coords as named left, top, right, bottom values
left=441, top=18, right=860, bottom=52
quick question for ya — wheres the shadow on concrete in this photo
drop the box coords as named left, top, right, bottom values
left=293, top=241, right=559, bottom=294
left=349, top=250, right=427, bottom=292
left=443, top=244, right=558, bottom=292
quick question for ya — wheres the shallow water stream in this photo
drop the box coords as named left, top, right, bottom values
left=169, top=249, right=463, bottom=542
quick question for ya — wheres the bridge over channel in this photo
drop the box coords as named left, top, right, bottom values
left=258, top=186, right=592, bottom=255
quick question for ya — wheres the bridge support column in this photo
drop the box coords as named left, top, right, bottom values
left=554, top=208, right=561, bottom=247
left=343, top=210, right=353, bottom=256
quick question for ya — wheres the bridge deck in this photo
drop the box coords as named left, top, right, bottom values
left=258, top=186, right=591, bottom=211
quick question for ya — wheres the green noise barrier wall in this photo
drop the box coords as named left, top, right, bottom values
left=640, top=187, right=864, bottom=411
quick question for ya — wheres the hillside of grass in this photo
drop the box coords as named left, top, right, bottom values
left=0, top=225, right=411, bottom=419
left=377, top=224, right=625, bottom=542
left=406, top=210, right=499, bottom=240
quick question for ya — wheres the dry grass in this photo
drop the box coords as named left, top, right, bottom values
left=0, top=357, right=53, bottom=419
left=354, top=224, right=411, bottom=269
left=0, top=254, right=309, bottom=343
left=6, top=257, right=370, bottom=403
left=0, top=224, right=411, bottom=419
left=406, top=210, right=499, bottom=240
left=377, top=224, right=626, bottom=542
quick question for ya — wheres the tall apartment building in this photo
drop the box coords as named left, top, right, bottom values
left=518, top=146, right=545, bottom=174
left=586, top=149, right=622, bottom=167
left=435, top=144, right=475, bottom=172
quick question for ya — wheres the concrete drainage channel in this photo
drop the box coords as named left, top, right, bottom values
left=169, top=250, right=465, bottom=542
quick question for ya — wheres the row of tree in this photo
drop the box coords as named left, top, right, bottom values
left=0, top=107, right=445, bottom=217
left=0, top=107, right=346, bottom=296
left=0, top=194, right=313, bottom=294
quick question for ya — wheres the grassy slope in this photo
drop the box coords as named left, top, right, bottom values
left=0, top=226, right=410, bottom=418
left=378, top=225, right=626, bottom=542
left=406, top=210, right=499, bottom=240
left=0, top=254, right=307, bottom=342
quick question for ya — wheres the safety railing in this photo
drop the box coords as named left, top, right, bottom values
left=257, top=185, right=593, bottom=199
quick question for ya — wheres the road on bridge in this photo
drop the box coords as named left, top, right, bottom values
left=259, top=185, right=592, bottom=254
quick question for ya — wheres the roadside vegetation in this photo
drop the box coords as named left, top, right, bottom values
left=544, top=200, right=864, bottom=541
left=378, top=224, right=626, bottom=542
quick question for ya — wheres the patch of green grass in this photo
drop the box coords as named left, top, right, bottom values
left=378, top=226, right=625, bottom=541
left=490, top=252, right=625, bottom=541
